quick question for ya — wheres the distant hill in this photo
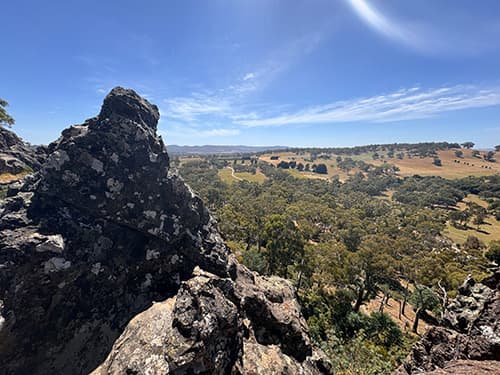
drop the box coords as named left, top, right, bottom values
left=167, top=144, right=287, bottom=155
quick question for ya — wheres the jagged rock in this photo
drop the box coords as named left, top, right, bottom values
left=93, top=264, right=331, bottom=374
left=0, top=88, right=329, bottom=374
left=394, top=270, right=500, bottom=374
left=420, top=360, right=500, bottom=374
left=0, top=126, right=46, bottom=176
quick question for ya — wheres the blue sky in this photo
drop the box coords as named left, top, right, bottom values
left=2, top=0, right=500, bottom=147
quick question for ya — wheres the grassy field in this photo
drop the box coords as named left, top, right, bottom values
left=260, top=148, right=499, bottom=181
left=443, top=194, right=500, bottom=245
left=259, top=153, right=352, bottom=181
left=218, top=167, right=267, bottom=184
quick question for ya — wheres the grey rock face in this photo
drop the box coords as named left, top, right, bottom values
left=0, top=126, right=46, bottom=175
left=0, top=88, right=329, bottom=374
left=394, top=270, right=500, bottom=374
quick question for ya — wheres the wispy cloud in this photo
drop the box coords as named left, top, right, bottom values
left=163, top=94, right=232, bottom=122
left=236, top=85, right=500, bottom=127
left=346, top=0, right=500, bottom=56
left=346, top=0, right=429, bottom=52
left=243, top=72, right=255, bottom=81
left=161, top=31, right=326, bottom=126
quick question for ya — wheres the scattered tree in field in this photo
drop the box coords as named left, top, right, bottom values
left=313, top=163, right=328, bottom=174
left=495, top=145, right=500, bottom=152
left=449, top=209, right=471, bottom=228
left=461, top=142, right=475, bottom=149
left=485, top=240, right=500, bottom=264
left=433, top=157, right=442, bottom=166
left=297, top=162, right=304, bottom=171
left=277, top=161, right=290, bottom=169
left=454, top=150, right=464, bottom=158
left=463, top=235, right=486, bottom=250
left=484, top=151, right=496, bottom=162
left=472, top=150, right=480, bottom=158
left=0, top=98, right=15, bottom=127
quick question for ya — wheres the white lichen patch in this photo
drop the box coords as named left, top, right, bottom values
left=91, top=262, right=102, bottom=276
left=144, top=210, right=157, bottom=219
left=146, top=249, right=160, bottom=261
left=110, top=153, right=119, bottom=163
left=141, top=273, right=153, bottom=289
left=43, top=257, right=71, bottom=273
left=35, top=234, right=65, bottom=254
left=46, top=150, right=70, bottom=171
left=107, top=178, right=123, bottom=194
left=91, top=158, right=104, bottom=173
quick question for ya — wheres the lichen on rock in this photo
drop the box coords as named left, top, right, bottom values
left=0, top=87, right=330, bottom=374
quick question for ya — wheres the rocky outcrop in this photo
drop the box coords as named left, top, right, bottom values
left=0, top=126, right=45, bottom=175
left=0, top=87, right=330, bottom=374
left=395, top=270, right=500, bottom=374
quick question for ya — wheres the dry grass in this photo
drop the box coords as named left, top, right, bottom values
left=372, top=149, right=500, bottom=179
left=261, top=148, right=499, bottom=181
left=218, top=168, right=267, bottom=184
left=0, top=172, right=27, bottom=183
left=443, top=194, right=500, bottom=245
left=361, top=292, right=431, bottom=336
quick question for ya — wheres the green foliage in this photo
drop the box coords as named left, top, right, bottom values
left=241, top=247, right=268, bottom=274
left=0, top=186, right=8, bottom=200
left=485, top=240, right=500, bottom=264
left=177, top=154, right=499, bottom=373
left=0, top=98, right=15, bottom=127
left=262, top=214, right=304, bottom=277
left=313, top=163, right=328, bottom=174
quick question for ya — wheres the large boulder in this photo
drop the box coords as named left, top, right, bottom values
left=0, top=87, right=330, bottom=374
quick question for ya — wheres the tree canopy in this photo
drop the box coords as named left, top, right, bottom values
left=0, top=98, right=15, bottom=127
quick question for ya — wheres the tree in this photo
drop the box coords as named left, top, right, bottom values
left=277, top=161, right=290, bottom=169
left=433, top=157, right=442, bottom=166
left=484, top=151, right=496, bottom=162
left=0, top=98, right=15, bottom=127
left=297, top=162, right=304, bottom=171
left=314, top=163, right=328, bottom=174
left=495, top=145, right=500, bottom=152
left=461, top=142, right=474, bottom=149
left=409, top=285, right=440, bottom=333
left=472, top=150, right=480, bottom=158
left=262, top=214, right=304, bottom=278
left=454, top=150, right=464, bottom=158
left=485, top=240, right=500, bottom=264
left=449, top=209, right=471, bottom=228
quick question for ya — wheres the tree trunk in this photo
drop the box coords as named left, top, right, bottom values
left=402, top=279, right=409, bottom=316
left=379, top=292, right=387, bottom=313
left=412, top=307, right=422, bottom=333
left=353, top=287, right=364, bottom=312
